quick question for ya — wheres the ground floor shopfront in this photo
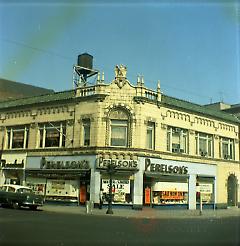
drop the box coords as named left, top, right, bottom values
left=25, top=155, right=94, bottom=204
left=0, top=153, right=26, bottom=185
left=140, top=158, right=217, bottom=210
left=2, top=152, right=238, bottom=210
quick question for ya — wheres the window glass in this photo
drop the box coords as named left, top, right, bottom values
left=111, top=120, right=127, bottom=147
left=38, top=122, right=66, bottom=148
left=83, top=119, right=90, bottom=146
left=146, top=122, right=155, bottom=149
left=167, top=127, right=188, bottom=153
left=195, top=132, right=213, bottom=157
left=221, top=138, right=234, bottom=160
left=45, top=128, right=60, bottom=147
left=6, top=126, right=29, bottom=149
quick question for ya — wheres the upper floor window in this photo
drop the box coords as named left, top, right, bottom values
left=220, top=137, right=235, bottom=160
left=167, top=127, right=188, bottom=154
left=6, top=125, right=29, bottom=149
left=38, top=122, right=66, bottom=148
left=146, top=122, right=155, bottom=150
left=82, top=119, right=90, bottom=146
left=109, top=109, right=129, bottom=147
left=111, top=120, right=128, bottom=147
left=195, top=132, right=213, bottom=157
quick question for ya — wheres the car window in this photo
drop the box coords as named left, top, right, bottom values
left=17, top=188, right=32, bottom=193
left=8, top=187, right=16, bottom=192
left=0, top=186, right=7, bottom=191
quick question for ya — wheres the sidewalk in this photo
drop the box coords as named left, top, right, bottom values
left=41, top=204, right=240, bottom=219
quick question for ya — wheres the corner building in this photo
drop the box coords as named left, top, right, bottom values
left=0, top=65, right=239, bottom=210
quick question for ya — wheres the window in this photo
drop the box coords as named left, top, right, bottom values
left=82, top=119, right=90, bottom=146
left=6, top=126, right=29, bottom=149
left=195, top=132, right=213, bottom=157
left=167, top=127, right=188, bottom=153
left=146, top=122, right=155, bottom=149
left=111, top=120, right=128, bottom=147
left=38, top=122, right=66, bottom=148
left=109, top=108, right=130, bottom=147
left=220, top=137, right=234, bottom=160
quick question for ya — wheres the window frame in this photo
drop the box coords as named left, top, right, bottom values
left=82, top=119, right=91, bottom=146
left=6, top=125, right=29, bottom=149
left=110, top=119, right=128, bottom=147
left=195, top=132, right=213, bottom=158
left=38, top=122, right=66, bottom=148
left=146, top=121, right=155, bottom=150
left=220, top=137, right=235, bottom=160
left=167, top=126, right=188, bottom=154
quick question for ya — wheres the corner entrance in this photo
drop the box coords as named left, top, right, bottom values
left=227, top=174, right=238, bottom=207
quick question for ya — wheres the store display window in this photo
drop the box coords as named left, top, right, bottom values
left=101, top=178, right=133, bottom=204
left=197, top=177, right=215, bottom=204
left=26, top=177, right=46, bottom=195
left=152, top=181, right=188, bottom=205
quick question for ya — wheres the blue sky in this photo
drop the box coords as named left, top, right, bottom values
left=0, top=0, right=239, bottom=105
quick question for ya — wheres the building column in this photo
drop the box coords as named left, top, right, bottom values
left=133, top=170, right=143, bottom=209
left=90, top=169, right=101, bottom=204
left=188, top=174, right=196, bottom=210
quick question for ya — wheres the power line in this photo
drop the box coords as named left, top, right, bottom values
left=1, top=37, right=73, bottom=61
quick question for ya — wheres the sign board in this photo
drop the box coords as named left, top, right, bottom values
left=102, top=179, right=130, bottom=194
left=96, top=157, right=138, bottom=171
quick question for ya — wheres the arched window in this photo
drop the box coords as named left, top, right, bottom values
left=109, top=108, right=129, bottom=147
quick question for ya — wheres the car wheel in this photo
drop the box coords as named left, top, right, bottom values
left=30, top=205, right=37, bottom=210
left=12, top=202, right=19, bottom=209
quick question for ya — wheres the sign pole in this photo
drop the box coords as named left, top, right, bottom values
left=199, top=192, right=202, bottom=216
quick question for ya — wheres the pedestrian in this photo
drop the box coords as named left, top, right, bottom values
left=99, top=188, right=103, bottom=209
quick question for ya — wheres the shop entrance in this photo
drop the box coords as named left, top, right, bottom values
left=227, top=174, right=238, bottom=207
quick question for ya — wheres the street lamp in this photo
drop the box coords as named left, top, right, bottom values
left=106, top=163, right=116, bottom=214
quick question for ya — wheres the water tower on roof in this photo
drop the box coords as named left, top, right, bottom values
left=73, top=53, right=98, bottom=87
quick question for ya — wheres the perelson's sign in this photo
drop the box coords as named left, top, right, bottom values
left=96, top=157, right=138, bottom=170
left=145, top=158, right=188, bottom=175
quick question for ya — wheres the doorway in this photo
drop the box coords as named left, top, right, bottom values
left=227, top=174, right=238, bottom=207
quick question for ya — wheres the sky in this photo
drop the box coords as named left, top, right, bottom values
left=0, top=0, right=240, bottom=105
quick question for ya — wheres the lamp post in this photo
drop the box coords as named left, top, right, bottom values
left=106, top=163, right=116, bottom=214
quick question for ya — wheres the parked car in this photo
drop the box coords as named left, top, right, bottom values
left=0, top=184, right=44, bottom=210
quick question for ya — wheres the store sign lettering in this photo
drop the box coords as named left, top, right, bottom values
left=145, top=158, right=188, bottom=175
left=97, top=157, right=138, bottom=170
left=40, top=158, right=90, bottom=170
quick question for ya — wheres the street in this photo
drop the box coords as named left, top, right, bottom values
left=0, top=207, right=239, bottom=246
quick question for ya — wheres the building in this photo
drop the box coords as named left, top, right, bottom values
left=0, top=78, right=54, bottom=101
left=205, top=102, right=240, bottom=120
left=0, top=63, right=239, bottom=210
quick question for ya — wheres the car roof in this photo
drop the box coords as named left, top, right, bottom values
left=1, top=184, right=32, bottom=190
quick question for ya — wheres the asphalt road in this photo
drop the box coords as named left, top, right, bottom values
left=0, top=207, right=239, bottom=246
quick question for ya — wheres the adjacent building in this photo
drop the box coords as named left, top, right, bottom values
left=0, top=62, right=239, bottom=210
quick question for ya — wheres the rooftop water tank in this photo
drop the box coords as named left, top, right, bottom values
left=77, top=53, right=93, bottom=72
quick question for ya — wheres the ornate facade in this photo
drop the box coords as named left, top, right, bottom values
left=0, top=65, right=239, bottom=209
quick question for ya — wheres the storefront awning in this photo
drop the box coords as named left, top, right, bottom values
left=144, top=171, right=189, bottom=181
left=25, top=169, right=90, bottom=178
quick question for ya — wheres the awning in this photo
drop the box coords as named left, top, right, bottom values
left=25, top=169, right=90, bottom=178
left=144, top=171, right=189, bottom=181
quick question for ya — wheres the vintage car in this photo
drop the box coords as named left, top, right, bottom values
left=0, top=184, right=44, bottom=210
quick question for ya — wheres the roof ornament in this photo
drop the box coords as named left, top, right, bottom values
left=114, top=64, right=127, bottom=88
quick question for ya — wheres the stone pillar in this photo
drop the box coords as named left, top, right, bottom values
left=133, top=170, right=143, bottom=209
left=188, top=174, right=197, bottom=210
left=90, top=169, right=101, bottom=204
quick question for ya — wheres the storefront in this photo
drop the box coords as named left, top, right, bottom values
left=25, top=155, right=95, bottom=204
left=0, top=153, right=27, bottom=185
left=141, top=157, right=217, bottom=209
left=95, top=157, right=139, bottom=205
